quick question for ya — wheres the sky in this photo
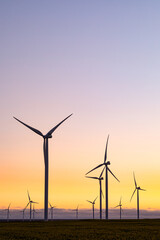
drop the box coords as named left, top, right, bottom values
left=1, top=0, right=160, bottom=215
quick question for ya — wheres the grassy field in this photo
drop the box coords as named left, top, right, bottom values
left=0, top=219, right=160, bottom=240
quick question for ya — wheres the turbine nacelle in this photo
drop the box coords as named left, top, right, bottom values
left=44, top=134, right=52, bottom=139
left=106, top=161, right=110, bottom=165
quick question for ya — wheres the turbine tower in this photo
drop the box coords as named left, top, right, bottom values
left=86, top=135, right=120, bottom=219
left=85, top=168, right=104, bottom=219
left=115, top=197, right=122, bottom=219
left=25, top=191, right=38, bottom=221
left=14, top=114, right=72, bottom=221
left=86, top=196, right=98, bottom=219
left=130, top=172, right=146, bottom=219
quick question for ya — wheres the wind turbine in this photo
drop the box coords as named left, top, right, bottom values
left=33, top=204, right=39, bottom=220
left=130, top=172, right=146, bottom=219
left=20, top=205, right=28, bottom=221
left=6, top=203, right=11, bottom=221
left=86, top=196, right=98, bottom=219
left=72, top=205, right=79, bottom=219
left=115, top=197, right=122, bottom=219
left=49, top=202, right=56, bottom=220
left=0, top=204, right=11, bottom=221
left=25, top=191, right=38, bottom=221
left=85, top=168, right=104, bottom=219
left=86, top=135, right=120, bottom=219
left=14, top=114, right=72, bottom=221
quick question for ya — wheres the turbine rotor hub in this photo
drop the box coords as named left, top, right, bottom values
left=44, top=134, right=52, bottom=139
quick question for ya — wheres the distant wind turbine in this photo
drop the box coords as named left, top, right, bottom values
left=86, top=196, right=98, bottom=219
left=86, top=135, right=120, bottom=219
left=20, top=209, right=25, bottom=221
left=25, top=191, right=38, bottom=221
left=20, top=205, right=28, bottom=221
left=14, top=114, right=72, bottom=221
left=49, top=202, right=56, bottom=220
left=33, top=204, right=39, bottom=220
left=6, top=203, right=11, bottom=221
left=85, top=168, right=104, bottom=219
left=72, top=205, right=79, bottom=219
left=0, top=204, right=11, bottom=221
left=115, top=197, right=122, bottom=219
left=130, top=172, right=146, bottom=219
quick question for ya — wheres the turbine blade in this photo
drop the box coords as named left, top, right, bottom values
left=13, top=117, right=43, bottom=137
left=27, top=190, right=31, bottom=201
left=32, top=201, right=38, bottom=204
left=86, top=163, right=104, bottom=175
left=104, top=135, right=109, bottom=163
left=114, top=205, right=120, bottom=208
left=86, top=200, right=92, bottom=204
left=99, top=166, right=105, bottom=178
left=133, top=172, right=137, bottom=188
left=120, top=197, right=122, bottom=205
left=85, top=176, right=99, bottom=180
left=93, top=196, right=98, bottom=204
left=49, top=202, right=52, bottom=208
left=46, top=114, right=73, bottom=137
left=130, top=188, right=136, bottom=201
left=108, top=168, right=120, bottom=182
left=139, top=188, right=146, bottom=191
left=25, top=202, right=29, bottom=209
left=8, top=203, right=11, bottom=209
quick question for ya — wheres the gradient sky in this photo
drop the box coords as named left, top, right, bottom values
left=1, top=0, right=160, bottom=212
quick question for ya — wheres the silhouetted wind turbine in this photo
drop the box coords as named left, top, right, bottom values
left=33, top=204, right=39, bottom=220
left=86, top=196, right=98, bottom=219
left=86, top=168, right=104, bottom=219
left=6, top=203, right=11, bottom=221
left=26, top=191, right=38, bottom=221
left=20, top=205, right=28, bottom=221
left=115, top=197, right=122, bottom=219
left=0, top=204, right=11, bottom=221
left=130, top=172, right=146, bottom=219
left=86, top=135, right=120, bottom=219
left=14, top=114, right=72, bottom=221
left=49, top=202, right=56, bottom=220
left=20, top=209, right=25, bottom=221
left=73, top=205, right=79, bottom=219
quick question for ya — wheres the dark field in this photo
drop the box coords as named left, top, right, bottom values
left=0, top=219, right=160, bottom=240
